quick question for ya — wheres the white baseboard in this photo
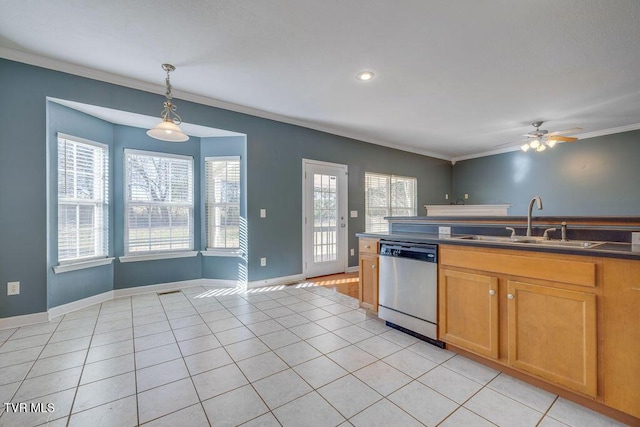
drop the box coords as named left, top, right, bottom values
left=346, top=266, right=359, bottom=273
left=199, top=279, right=240, bottom=288
left=48, top=291, right=114, bottom=320
left=247, top=274, right=305, bottom=289
left=0, top=312, right=49, bottom=331
left=113, top=279, right=204, bottom=298
left=1, top=275, right=309, bottom=330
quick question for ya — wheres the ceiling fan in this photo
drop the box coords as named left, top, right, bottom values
left=518, top=121, right=582, bottom=152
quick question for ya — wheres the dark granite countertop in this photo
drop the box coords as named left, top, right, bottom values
left=356, top=231, right=640, bottom=260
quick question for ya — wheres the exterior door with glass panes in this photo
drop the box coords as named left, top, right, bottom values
left=303, top=160, right=348, bottom=278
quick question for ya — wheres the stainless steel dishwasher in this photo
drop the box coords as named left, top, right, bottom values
left=378, top=241, right=444, bottom=347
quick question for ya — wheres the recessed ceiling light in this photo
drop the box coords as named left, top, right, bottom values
left=356, top=71, right=375, bottom=81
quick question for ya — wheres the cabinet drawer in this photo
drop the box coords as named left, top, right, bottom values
left=440, top=246, right=597, bottom=288
left=359, top=238, right=379, bottom=255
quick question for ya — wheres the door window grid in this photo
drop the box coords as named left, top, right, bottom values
left=57, top=135, right=108, bottom=262
left=313, top=173, right=338, bottom=263
left=365, top=172, right=417, bottom=232
left=124, top=149, right=194, bottom=254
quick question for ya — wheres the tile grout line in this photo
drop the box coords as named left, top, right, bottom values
left=64, top=297, right=136, bottom=426
left=1, top=312, right=76, bottom=424
left=2, top=281, right=618, bottom=427
left=62, top=300, right=101, bottom=426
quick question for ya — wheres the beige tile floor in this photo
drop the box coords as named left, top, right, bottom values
left=0, top=283, right=628, bottom=427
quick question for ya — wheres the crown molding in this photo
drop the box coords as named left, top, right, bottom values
left=1, top=47, right=452, bottom=161
left=7, top=47, right=635, bottom=164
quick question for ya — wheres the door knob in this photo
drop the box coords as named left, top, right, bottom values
left=341, top=223, right=346, bottom=228
left=489, top=290, right=495, bottom=296
left=508, top=293, right=514, bottom=300
left=372, top=265, right=376, bottom=269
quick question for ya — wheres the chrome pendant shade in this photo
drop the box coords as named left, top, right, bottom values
left=147, top=64, right=189, bottom=142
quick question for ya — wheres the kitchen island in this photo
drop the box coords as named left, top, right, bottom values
left=357, top=215, right=640, bottom=425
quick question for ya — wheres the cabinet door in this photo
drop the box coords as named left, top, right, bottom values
left=603, top=259, right=640, bottom=418
left=439, top=269, right=499, bottom=358
left=359, top=254, right=378, bottom=311
left=507, top=280, right=597, bottom=397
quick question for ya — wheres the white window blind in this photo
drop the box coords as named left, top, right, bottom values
left=205, top=157, right=240, bottom=249
left=365, top=172, right=417, bottom=232
left=124, top=149, right=194, bottom=254
left=57, top=134, right=109, bottom=262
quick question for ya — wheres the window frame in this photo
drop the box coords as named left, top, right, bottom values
left=203, top=155, right=242, bottom=255
left=123, top=148, right=195, bottom=257
left=364, top=172, right=417, bottom=233
left=56, top=133, right=110, bottom=265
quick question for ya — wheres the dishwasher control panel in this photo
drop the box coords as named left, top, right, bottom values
left=379, top=241, right=437, bottom=263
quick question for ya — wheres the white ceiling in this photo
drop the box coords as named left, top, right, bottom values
left=2, top=0, right=640, bottom=160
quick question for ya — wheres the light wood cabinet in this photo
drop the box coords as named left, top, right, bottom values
left=507, top=280, right=597, bottom=397
left=439, top=269, right=499, bottom=358
left=439, top=245, right=599, bottom=397
left=358, top=238, right=379, bottom=311
left=602, top=258, right=640, bottom=419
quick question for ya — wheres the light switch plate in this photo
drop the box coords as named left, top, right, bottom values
left=439, top=226, right=451, bottom=236
left=350, top=210, right=358, bottom=218
left=260, top=257, right=267, bottom=267
left=632, top=232, right=640, bottom=245
left=8, top=281, right=20, bottom=295
left=260, top=209, right=266, bottom=218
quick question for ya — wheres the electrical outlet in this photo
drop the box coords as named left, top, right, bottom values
left=350, top=248, right=355, bottom=256
left=464, top=193, right=469, bottom=199
left=445, top=193, right=449, bottom=200
left=8, top=281, right=20, bottom=296
left=632, top=232, right=640, bottom=245
left=350, top=210, right=358, bottom=218
left=260, top=257, right=267, bottom=267
left=260, top=209, right=266, bottom=218
left=439, top=226, right=451, bottom=236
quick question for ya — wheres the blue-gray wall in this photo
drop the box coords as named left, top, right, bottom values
left=0, top=59, right=450, bottom=318
left=246, top=127, right=451, bottom=281
left=452, top=130, right=640, bottom=216
left=46, top=103, right=115, bottom=308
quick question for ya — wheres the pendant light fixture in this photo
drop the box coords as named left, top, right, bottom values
left=147, top=64, right=189, bottom=142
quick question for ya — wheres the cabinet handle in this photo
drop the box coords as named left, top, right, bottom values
left=489, top=290, right=496, bottom=296
left=365, top=245, right=370, bottom=249
left=508, top=293, right=514, bottom=300
left=372, top=265, right=376, bottom=269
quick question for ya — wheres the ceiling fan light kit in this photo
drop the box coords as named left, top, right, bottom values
left=147, top=63, right=189, bottom=142
left=519, top=121, right=581, bottom=153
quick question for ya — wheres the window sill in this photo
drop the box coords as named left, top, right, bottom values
left=201, top=249, right=244, bottom=258
left=119, top=251, right=199, bottom=263
left=53, top=257, right=115, bottom=274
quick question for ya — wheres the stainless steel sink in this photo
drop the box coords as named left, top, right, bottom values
left=452, top=235, right=604, bottom=248
left=454, top=235, right=518, bottom=243
left=528, top=240, right=605, bottom=248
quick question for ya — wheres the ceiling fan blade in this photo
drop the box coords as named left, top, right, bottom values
left=548, top=136, right=578, bottom=142
left=546, top=127, right=583, bottom=137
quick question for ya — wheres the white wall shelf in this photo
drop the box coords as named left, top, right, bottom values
left=424, top=204, right=511, bottom=216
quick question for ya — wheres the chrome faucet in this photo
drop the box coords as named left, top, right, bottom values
left=561, top=221, right=568, bottom=241
left=526, top=196, right=543, bottom=237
